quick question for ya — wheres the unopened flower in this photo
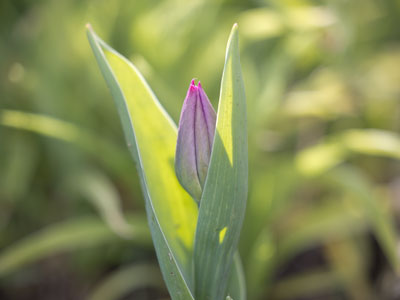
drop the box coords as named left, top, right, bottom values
left=175, top=79, right=216, bottom=203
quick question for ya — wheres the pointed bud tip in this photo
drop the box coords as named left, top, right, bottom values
left=176, top=77, right=217, bottom=203
left=189, top=79, right=197, bottom=92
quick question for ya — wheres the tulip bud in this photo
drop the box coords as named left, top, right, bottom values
left=175, top=79, right=216, bottom=203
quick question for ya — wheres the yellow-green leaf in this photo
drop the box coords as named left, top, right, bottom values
left=87, top=25, right=197, bottom=299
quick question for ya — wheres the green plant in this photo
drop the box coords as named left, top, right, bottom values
left=87, top=23, right=247, bottom=300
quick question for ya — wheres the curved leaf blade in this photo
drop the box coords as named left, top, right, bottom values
left=87, top=25, right=197, bottom=300
left=228, top=253, right=247, bottom=300
left=88, top=263, right=164, bottom=300
left=328, top=166, right=400, bottom=275
left=0, top=215, right=150, bottom=277
left=194, top=24, right=248, bottom=300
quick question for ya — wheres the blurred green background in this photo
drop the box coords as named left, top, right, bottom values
left=1, top=0, right=400, bottom=299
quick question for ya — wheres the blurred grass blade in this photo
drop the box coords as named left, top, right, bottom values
left=329, top=166, right=400, bottom=274
left=272, top=270, right=340, bottom=300
left=0, top=109, right=87, bottom=143
left=278, top=201, right=367, bottom=260
left=296, top=142, right=346, bottom=176
left=325, top=237, right=375, bottom=300
left=0, top=109, right=132, bottom=181
left=228, top=252, right=247, bottom=300
left=0, top=215, right=150, bottom=277
left=88, top=263, right=164, bottom=300
left=245, top=200, right=368, bottom=299
left=69, top=169, right=133, bottom=239
left=296, top=129, right=400, bottom=176
left=245, top=229, right=276, bottom=300
left=342, top=129, right=400, bottom=159
left=87, top=25, right=198, bottom=299
left=194, top=24, right=248, bottom=300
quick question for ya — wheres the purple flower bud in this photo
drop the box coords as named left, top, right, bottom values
left=175, top=79, right=216, bottom=203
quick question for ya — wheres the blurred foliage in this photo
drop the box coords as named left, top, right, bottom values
left=1, top=0, right=400, bottom=299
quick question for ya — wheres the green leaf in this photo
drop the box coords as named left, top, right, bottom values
left=0, top=215, right=150, bottom=277
left=87, top=25, right=197, bottom=300
left=228, top=252, right=247, bottom=300
left=295, top=142, right=346, bottom=176
left=278, top=200, right=368, bottom=260
left=272, top=270, right=340, bottom=300
left=86, top=24, right=247, bottom=300
left=328, top=166, right=400, bottom=275
left=194, top=24, right=248, bottom=300
left=0, top=109, right=133, bottom=183
left=341, top=129, right=400, bottom=159
left=88, top=263, right=164, bottom=300
left=295, top=129, right=400, bottom=176
left=68, top=169, right=134, bottom=239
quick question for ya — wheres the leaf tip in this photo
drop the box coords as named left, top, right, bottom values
left=86, top=23, right=92, bottom=31
left=226, top=23, right=239, bottom=55
left=230, top=23, right=239, bottom=37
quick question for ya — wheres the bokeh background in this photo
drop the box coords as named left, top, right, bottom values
left=1, top=0, right=400, bottom=299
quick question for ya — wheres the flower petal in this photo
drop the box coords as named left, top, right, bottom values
left=195, top=82, right=216, bottom=187
left=175, top=80, right=217, bottom=203
left=175, top=80, right=202, bottom=201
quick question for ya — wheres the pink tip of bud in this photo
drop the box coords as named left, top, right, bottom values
left=189, top=79, right=198, bottom=92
